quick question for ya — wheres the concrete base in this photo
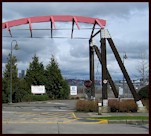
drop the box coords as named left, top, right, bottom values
left=98, top=107, right=102, bottom=115
left=136, top=100, right=148, bottom=113
left=137, top=106, right=148, bottom=113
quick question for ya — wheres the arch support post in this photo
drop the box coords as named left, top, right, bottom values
left=100, top=36, right=109, bottom=112
left=107, top=38, right=140, bottom=102
left=105, top=30, right=147, bottom=112
left=89, top=39, right=95, bottom=100
left=93, top=45, right=118, bottom=98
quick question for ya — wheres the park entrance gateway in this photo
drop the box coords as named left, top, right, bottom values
left=2, top=15, right=146, bottom=112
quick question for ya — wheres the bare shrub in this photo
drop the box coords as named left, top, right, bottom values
left=109, top=98, right=138, bottom=112
left=108, top=99, right=119, bottom=112
left=76, top=100, right=98, bottom=112
left=119, top=99, right=138, bottom=112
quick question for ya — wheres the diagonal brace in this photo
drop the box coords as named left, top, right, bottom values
left=93, top=45, right=118, bottom=98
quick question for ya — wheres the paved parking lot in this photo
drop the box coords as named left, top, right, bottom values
left=2, top=100, right=77, bottom=112
left=2, top=111, right=76, bottom=124
left=2, top=100, right=149, bottom=134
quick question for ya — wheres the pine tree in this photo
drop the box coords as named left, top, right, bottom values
left=25, top=54, right=46, bottom=88
left=3, top=54, right=19, bottom=103
left=45, top=55, right=69, bottom=99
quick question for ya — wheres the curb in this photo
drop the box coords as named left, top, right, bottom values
left=108, top=120, right=149, bottom=124
left=99, top=120, right=108, bottom=124
left=73, top=112, right=149, bottom=125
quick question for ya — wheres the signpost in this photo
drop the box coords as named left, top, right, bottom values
left=119, top=87, right=124, bottom=97
left=84, top=80, right=92, bottom=100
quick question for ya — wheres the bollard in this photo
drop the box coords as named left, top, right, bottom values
left=98, top=102, right=102, bottom=115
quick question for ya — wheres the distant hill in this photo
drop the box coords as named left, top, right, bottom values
left=65, top=79, right=101, bottom=86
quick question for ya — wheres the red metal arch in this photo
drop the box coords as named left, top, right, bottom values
left=2, top=15, right=106, bottom=38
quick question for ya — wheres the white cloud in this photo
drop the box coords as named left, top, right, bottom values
left=2, top=2, right=149, bottom=80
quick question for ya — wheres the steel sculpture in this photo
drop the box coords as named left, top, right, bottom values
left=2, top=15, right=145, bottom=111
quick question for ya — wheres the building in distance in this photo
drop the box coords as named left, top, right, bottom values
left=18, top=70, right=25, bottom=78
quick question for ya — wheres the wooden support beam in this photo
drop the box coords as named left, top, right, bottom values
left=93, top=45, right=118, bottom=98
left=101, top=38, right=108, bottom=100
left=107, top=38, right=140, bottom=102
left=89, top=40, right=95, bottom=99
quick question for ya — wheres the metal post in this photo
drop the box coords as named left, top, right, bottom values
left=51, top=21, right=53, bottom=38
left=10, top=40, right=19, bottom=104
left=10, top=44, right=13, bottom=104
left=122, top=52, right=127, bottom=97
left=123, top=54, right=125, bottom=97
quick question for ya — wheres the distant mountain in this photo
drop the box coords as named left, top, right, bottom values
left=65, top=79, right=101, bottom=86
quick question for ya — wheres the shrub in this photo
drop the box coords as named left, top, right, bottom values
left=108, top=99, right=119, bottom=112
left=2, top=91, right=8, bottom=103
left=119, top=99, right=138, bottom=112
left=75, top=96, right=80, bottom=99
left=32, top=94, right=49, bottom=101
left=127, top=100, right=138, bottom=112
left=119, top=100, right=128, bottom=112
left=88, top=100, right=98, bottom=112
left=70, top=97, right=75, bottom=99
left=108, top=99, right=138, bottom=112
left=22, top=94, right=49, bottom=102
left=76, top=100, right=85, bottom=111
left=138, top=85, right=149, bottom=99
left=141, top=99, right=149, bottom=110
left=22, top=94, right=33, bottom=102
left=76, top=100, right=98, bottom=112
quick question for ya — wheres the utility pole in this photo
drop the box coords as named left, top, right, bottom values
left=122, top=52, right=127, bottom=97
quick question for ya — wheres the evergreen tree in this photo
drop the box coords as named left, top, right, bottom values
left=25, top=54, right=46, bottom=88
left=3, top=54, right=19, bottom=103
left=14, top=78, right=30, bottom=102
left=45, top=55, right=69, bottom=99
left=2, top=78, right=9, bottom=103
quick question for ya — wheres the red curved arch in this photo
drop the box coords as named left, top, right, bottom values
left=2, top=15, right=106, bottom=38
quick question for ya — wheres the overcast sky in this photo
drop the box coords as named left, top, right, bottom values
left=2, top=2, right=149, bottom=80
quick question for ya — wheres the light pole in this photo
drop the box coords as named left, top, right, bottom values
left=10, top=40, right=19, bottom=104
left=122, top=52, right=127, bottom=98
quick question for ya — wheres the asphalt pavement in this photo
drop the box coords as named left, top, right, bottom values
left=2, top=123, right=149, bottom=134
left=3, top=100, right=149, bottom=124
left=2, top=100, right=149, bottom=134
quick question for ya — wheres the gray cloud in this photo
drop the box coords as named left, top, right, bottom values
left=69, top=40, right=89, bottom=58
left=3, top=2, right=148, bottom=22
left=2, top=2, right=149, bottom=80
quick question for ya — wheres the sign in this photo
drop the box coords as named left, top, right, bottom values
left=70, top=86, right=77, bottom=95
left=31, top=85, right=46, bottom=94
left=103, top=79, right=108, bottom=84
left=119, top=87, right=123, bottom=96
left=84, top=80, right=92, bottom=87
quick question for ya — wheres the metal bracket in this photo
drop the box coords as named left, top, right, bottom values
left=90, top=39, right=94, bottom=47
left=101, top=29, right=111, bottom=38
left=90, top=39, right=97, bottom=48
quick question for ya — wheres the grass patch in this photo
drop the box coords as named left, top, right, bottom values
left=89, top=116, right=149, bottom=120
